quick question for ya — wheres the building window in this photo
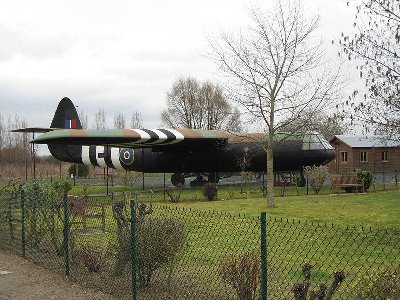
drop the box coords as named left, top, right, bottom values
left=360, top=151, right=368, bottom=162
left=340, top=151, right=348, bottom=162
left=381, top=151, right=389, bottom=162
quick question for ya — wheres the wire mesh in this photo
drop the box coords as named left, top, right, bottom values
left=266, top=218, right=399, bottom=299
left=0, top=181, right=399, bottom=300
left=0, top=182, right=23, bottom=254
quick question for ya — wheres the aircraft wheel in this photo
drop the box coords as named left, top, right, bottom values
left=190, top=175, right=207, bottom=187
left=171, top=173, right=185, bottom=187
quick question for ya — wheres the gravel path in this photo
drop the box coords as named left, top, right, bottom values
left=0, top=250, right=115, bottom=300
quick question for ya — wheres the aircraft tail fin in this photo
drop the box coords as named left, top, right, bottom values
left=51, top=97, right=82, bottom=129
left=48, top=97, right=83, bottom=163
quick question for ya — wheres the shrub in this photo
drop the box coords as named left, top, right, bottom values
left=73, top=244, right=106, bottom=272
left=353, top=267, right=400, bottom=300
left=304, top=165, right=330, bottom=195
left=23, top=181, right=52, bottom=249
left=240, top=171, right=253, bottom=196
left=136, top=218, right=186, bottom=287
left=219, top=252, right=261, bottom=300
left=202, top=182, right=218, bottom=201
left=111, top=201, right=131, bottom=276
left=292, top=263, right=345, bottom=300
left=165, top=185, right=182, bottom=203
left=23, top=181, right=73, bottom=256
left=111, top=203, right=186, bottom=287
left=68, top=163, right=89, bottom=177
left=51, top=178, right=72, bottom=195
left=356, top=170, right=373, bottom=191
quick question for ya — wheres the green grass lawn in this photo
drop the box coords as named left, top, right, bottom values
left=157, top=189, right=400, bottom=229
left=65, top=182, right=400, bottom=229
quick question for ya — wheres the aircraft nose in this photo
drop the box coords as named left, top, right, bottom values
left=322, top=149, right=336, bottom=165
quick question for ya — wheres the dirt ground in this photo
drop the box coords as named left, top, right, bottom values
left=0, top=250, right=115, bottom=300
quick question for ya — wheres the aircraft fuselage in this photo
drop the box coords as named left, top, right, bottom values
left=49, top=138, right=335, bottom=173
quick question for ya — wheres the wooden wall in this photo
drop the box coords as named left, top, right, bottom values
left=327, top=140, right=400, bottom=174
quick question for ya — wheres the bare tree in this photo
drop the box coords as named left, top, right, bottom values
left=209, top=0, right=342, bottom=207
left=338, top=0, right=400, bottom=137
left=161, top=77, right=201, bottom=128
left=201, top=81, right=230, bottom=130
left=77, top=108, right=88, bottom=129
left=161, top=76, right=242, bottom=131
left=114, top=112, right=126, bottom=129
left=281, top=110, right=348, bottom=141
left=0, top=113, right=4, bottom=151
left=131, top=111, right=143, bottom=129
left=5, top=115, right=13, bottom=153
left=93, top=108, right=107, bottom=130
left=1, top=113, right=29, bottom=163
left=13, top=115, right=29, bottom=153
left=226, top=107, right=243, bottom=132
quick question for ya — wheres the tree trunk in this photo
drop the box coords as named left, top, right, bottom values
left=266, top=144, right=275, bottom=208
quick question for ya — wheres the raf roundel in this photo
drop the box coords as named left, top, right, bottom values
left=119, top=148, right=134, bottom=165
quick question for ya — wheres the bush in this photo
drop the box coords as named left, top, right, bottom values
left=240, top=171, right=253, bottom=196
left=111, top=203, right=186, bottom=287
left=51, top=178, right=72, bottom=195
left=165, top=185, right=182, bottom=203
left=353, top=267, right=400, bottom=299
left=68, top=163, right=89, bottom=177
left=23, top=181, right=53, bottom=249
left=304, top=165, right=330, bottom=195
left=111, top=201, right=132, bottom=276
left=219, top=252, right=261, bottom=300
left=202, top=182, right=218, bottom=201
left=136, top=218, right=186, bottom=287
left=356, top=170, right=373, bottom=191
left=73, top=244, right=106, bottom=272
left=292, top=263, right=345, bottom=300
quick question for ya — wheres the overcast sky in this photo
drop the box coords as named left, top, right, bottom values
left=0, top=0, right=357, bottom=132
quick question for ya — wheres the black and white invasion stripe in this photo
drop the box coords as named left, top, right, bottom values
left=82, top=145, right=124, bottom=170
left=128, top=129, right=184, bottom=145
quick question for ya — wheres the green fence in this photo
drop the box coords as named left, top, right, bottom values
left=0, top=183, right=399, bottom=299
left=2, top=170, right=400, bottom=201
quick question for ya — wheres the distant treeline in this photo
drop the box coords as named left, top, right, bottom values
left=0, top=113, right=63, bottom=180
left=0, top=113, right=31, bottom=164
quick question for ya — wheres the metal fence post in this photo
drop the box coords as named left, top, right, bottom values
left=261, top=212, right=267, bottom=300
left=21, top=188, right=26, bottom=258
left=163, top=173, right=166, bottom=202
left=130, top=199, right=137, bottom=300
left=63, top=192, right=70, bottom=276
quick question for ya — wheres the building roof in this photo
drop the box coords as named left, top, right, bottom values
left=332, top=135, right=400, bottom=148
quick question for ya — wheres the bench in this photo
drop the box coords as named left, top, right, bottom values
left=331, top=174, right=364, bottom=193
left=68, top=196, right=106, bottom=233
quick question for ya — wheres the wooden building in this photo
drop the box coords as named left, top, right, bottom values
left=328, top=135, right=400, bottom=175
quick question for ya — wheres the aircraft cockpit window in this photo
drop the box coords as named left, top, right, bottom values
left=302, top=133, right=333, bottom=150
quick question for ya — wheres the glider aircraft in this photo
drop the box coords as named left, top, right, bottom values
left=24, top=97, right=335, bottom=186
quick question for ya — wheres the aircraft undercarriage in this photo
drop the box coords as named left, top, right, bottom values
left=170, top=172, right=221, bottom=187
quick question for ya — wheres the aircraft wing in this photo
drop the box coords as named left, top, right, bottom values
left=31, top=128, right=229, bottom=149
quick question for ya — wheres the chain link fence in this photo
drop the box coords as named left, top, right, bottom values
left=2, top=166, right=400, bottom=200
left=0, top=182, right=399, bottom=299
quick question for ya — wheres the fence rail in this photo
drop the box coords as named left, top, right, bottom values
left=0, top=182, right=399, bottom=299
